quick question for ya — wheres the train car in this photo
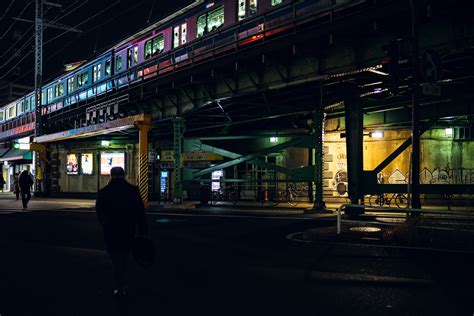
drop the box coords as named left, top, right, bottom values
left=0, top=0, right=361, bottom=124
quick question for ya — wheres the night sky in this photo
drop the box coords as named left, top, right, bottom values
left=0, top=0, right=192, bottom=88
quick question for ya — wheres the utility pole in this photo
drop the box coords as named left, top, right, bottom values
left=34, top=0, right=43, bottom=194
left=410, top=0, right=421, bottom=209
left=32, top=0, right=81, bottom=195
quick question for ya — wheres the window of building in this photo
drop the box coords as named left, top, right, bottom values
left=197, top=6, right=224, bottom=38
left=67, top=77, right=75, bottom=94
left=133, top=46, right=138, bottom=64
left=105, top=59, right=111, bottom=77
left=249, top=0, right=257, bottom=15
left=144, top=35, right=164, bottom=60
left=116, top=55, right=122, bottom=72
left=93, top=64, right=102, bottom=83
left=238, top=0, right=246, bottom=21
left=271, top=0, right=282, bottom=5
left=181, top=23, right=187, bottom=45
left=173, top=26, right=180, bottom=48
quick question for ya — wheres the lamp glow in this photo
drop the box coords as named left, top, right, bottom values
left=370, top=131, right=384, bottom=138
left=270, top=137, right=278, bottom=143
left=101, top=140, right=110, bottom=147
left=445, top=128, right=453, bottom=137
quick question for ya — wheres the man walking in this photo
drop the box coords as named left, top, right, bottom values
left=0, top=174, right=5, bottom=192
left=19, top=170, right=33, bottom=208
left=95, top=167, right=148, bottom=298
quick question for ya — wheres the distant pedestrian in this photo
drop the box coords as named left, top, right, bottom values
left=0, top=174, right=5, bottom=192
left=19, top=170, right=33, bottom=209
left=95, top=167, right=148, bottom=298
left=13, top=174, right=20, bottom=200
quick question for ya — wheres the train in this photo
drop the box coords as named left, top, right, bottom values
left=0, top=0, right=358, bottom=128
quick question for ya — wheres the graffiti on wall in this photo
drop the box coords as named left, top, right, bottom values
left=420, top=166, right=474, bottom=184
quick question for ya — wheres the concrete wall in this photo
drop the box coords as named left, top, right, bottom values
left=324, top=120, right=474, bottom=202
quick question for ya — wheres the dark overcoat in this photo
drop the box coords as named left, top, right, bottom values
left=95, top=178, right=148, bottom=253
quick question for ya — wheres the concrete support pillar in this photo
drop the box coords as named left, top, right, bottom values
left=344, top=98, right=364, bottom=205
left=135, top=114, right=152, bottom=208
left=172, top=117, right=185, bottom=203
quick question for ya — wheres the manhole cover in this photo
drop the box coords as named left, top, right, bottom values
left=349, top=226, right=381, bottom=233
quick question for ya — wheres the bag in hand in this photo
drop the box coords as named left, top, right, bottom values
left=132, top=236, right=156, bottom=268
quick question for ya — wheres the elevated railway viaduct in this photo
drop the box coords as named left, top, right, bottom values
left=1, top=0, right=473, bottom=209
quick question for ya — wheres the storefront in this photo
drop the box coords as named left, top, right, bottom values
left=0, top=149, right=33, bottom=192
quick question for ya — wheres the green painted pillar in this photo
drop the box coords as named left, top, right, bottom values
left=173, top=117, right=184, bottom=203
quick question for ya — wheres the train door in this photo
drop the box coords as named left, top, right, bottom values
left=237, top=0, right=258, bottom=21
left=126, top=45, right=139, bottom=81
left=173, top=22, right=187, bottom=49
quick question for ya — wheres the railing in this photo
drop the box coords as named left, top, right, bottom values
left=336, top=204, right=474, bottom=235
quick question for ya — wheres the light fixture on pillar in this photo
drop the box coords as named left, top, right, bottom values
left=370, top=131, right=384, bottom=138
left=444, top=128, right=453, bottom=137
left=101, top=140, right=110, bottom=147
left=270, top=136, right=279, bottom=143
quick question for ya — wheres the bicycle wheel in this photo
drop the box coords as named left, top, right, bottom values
left=369, top=195, right=381, bottom=206
left=287, top=191, right=299, bottom=207
left=395, top=194, right=408, bottom=208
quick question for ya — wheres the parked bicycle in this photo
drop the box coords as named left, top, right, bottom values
left=368, top=193, right=408, bottom=208
left=269, top=185, right=299, bottom=207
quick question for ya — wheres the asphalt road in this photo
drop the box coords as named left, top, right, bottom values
left=0, top=196, right=473, bottom=315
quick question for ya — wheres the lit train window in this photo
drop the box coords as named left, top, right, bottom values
left=271, top=0, right=282, bottom=5
left=93, top=64, right=102, bottom=83
left=67, top=77, right=75, bottom=94
left=249, top=0, right=257, bottom=15
left=16, top=101, right=23, bottom=114
left=197, top=6, right=224, bottom=37
left=144, top=35, right=164, bottom=59
left=47, top=88, right=53, bottom=102
left=116, top=55, right=122, bottom=71
left=105, top=60, right=111, bottom=77
left=127, top=49, right=132, bottom=69
left=0, top=111, right=3, bottom=121
left=238, top=0, right=245, bottom=21
left=24, top=99, right=29, bottom=112
left=181, top=23, right=187, bottom=45
left=173, top=23, right=187, bottom=48
left=54, top=83, right=64, bottom=97
left=77, top=72, right=89, bottom=87
left=30, top=96, right=34, bottom=110
left=133, top=46, right=138, bottom=64
left=173, top=26, right=180, bottom=48
left=197, top=15, right=207, bottom=37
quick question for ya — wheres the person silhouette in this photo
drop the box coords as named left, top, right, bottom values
left=95, top=167, right=148, bottom=298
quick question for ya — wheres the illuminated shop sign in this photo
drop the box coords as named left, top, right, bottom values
left=100, top=152, right=125, bottom=175
left=66, top=154, right=79, bottom=175
left=81, top=153, right=94, bottom=175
